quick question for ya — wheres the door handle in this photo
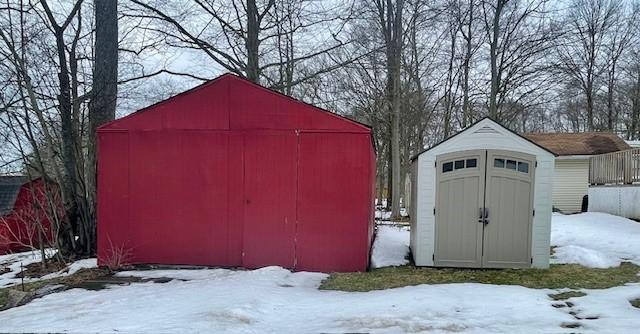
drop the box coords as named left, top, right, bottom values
left=478, top=208, right=489, bottom=224
left=484, top=208, right=489, bottom=225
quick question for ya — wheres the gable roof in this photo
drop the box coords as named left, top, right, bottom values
left=412, top=117, right=556, bottom=160
left=99, top=73, right=371, bottom=132
left=524, top=132, right=631, bottom=156
left=0, top=176, right=27, bottom=216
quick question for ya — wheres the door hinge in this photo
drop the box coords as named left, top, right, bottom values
left=433, top=254, right=435, bottom=261
left=530, top=257, right=533, bottom=264
left=435, top=161, right=437, bottom=167
left=532, top=209, right=535, bottom=217
left=433, top=207, right=436, bottom=215
left=535, top=161, right=538, bottom=168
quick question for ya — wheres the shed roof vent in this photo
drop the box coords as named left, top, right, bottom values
left=474, top=125, right=499, bottom=134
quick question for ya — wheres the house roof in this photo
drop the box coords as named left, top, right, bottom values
left=412, top=117, right=556, bottom=160
left=0, top=176, right=27, bottom=216
left=524, top=132, right=631, bottom=156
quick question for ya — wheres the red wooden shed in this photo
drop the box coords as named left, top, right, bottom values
left=97, top=73, right=375, bottom=272
left=0, top=177, right=58, bottom=254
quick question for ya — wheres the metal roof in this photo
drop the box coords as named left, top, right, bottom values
left=0, top=176, right=27, bottom=216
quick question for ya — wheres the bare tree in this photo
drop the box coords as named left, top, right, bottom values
left=86, top=0, right=118, bottom=254
left=555, top=0, right=620, bottom=130
left=482, top=0, right=555, bottom=122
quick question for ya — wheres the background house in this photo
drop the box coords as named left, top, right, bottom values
left=0, top=176, right=57, bottom=254
left=525, top=133, right=630, bottom=213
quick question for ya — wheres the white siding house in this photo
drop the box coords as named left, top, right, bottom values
left=552, top=158, right=590, bottom=213
left=526, top=132, right=631, bottom=213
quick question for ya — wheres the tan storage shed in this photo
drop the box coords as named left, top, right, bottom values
left=410, top=118, right=556, bottom=269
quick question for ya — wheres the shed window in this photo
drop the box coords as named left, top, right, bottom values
left=518, top=161, right=529, bottom=173
left=494, top=159, right=505, bottom=168
left=455, top=160, right=465, bottom=170
left=466, top=159, right=477, bottom=168
left=506, top=160, right=517, bottom=170
left=442, top=162, right=453, bottom=173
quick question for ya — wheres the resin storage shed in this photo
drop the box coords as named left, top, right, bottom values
left=410, top=118, right=555, bottom=269
left=97, top=73, right=375, bottom=273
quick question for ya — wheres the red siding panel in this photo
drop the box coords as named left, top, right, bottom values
left=296, top=132, right=374, bottom=272
left=126, top=131, right=230, bottom=266
left=226, top=132, right=244, bottom=266
left=97, top=132, right=130, bottom=263
left=241, top=131, right=297, bottom=268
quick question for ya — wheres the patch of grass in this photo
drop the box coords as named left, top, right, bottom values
left=320, top=262, right=640, bottom=292
left=630, top=298, right=640, bottom=309
left=0, top=289, right=7, bottom=308
left=549, top=291, right=587, bottom=300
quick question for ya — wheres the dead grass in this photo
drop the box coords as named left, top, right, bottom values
left=15, top=260, right=67, bottom=278
left=0, top=267, right=110, bottom=310
left=549, top=291, right=587, bottom=300
left=320, top=262, right=640, bottom=292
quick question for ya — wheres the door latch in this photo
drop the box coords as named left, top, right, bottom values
left=478, top=208, right=489, bottom=225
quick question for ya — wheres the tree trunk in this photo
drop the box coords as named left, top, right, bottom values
left=606, top=61, right=617, bottom=131
left=462, top=0, right=473, bottom=127
left=488, top=0, right=503, bottom=120
left=586, top=84, right=595, bottom=130
left=386, top=141, right=393, bottom=210
left=246, top=0, right=260, bottom=83
left=87, top=0, right=118, bottom=254
left=630, top=68, right=640, bottom=139
left=388, top=0, right=404, bottom=219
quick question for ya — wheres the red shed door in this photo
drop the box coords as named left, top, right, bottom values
left=296, top=132, right=372, bottom=272
left=242, top=131, right=297, bottom=268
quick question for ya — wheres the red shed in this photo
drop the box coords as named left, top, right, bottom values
left=0, top=177, right=58, bottom=254
left=97, top=73, right=375, bottom=272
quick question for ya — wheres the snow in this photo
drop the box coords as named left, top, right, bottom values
left=1, top=266, right=639, bottom=333
left=41, top=258, right=97, bottom=280
left=551, top=212, right=640, bottom=268
left=0, top=267, right=580, bottom=333
left=563, top=284, right=640, bottom=332
left=371, top=225, right=410, bottom=268
left=0, top=250, right=96, bottom=287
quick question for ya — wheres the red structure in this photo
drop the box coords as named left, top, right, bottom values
left=0, top=177, right=58, bottom=254
left=97, top=73, right=375, bottom=272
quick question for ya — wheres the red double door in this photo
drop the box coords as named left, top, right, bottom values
left=107, top=129, right=372, bottom=272
left=241, top=130, right=372, bottom=272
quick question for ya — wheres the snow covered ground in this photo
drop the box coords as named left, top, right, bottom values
left=0, top=266, right=638, bottom=333
left=551, top=212, right=640, bottom=268
left=0, top=250, right=97, bottom=287
left=371, top=225, right=410, bottom=268
left=0, top=213, right=639, bottom=333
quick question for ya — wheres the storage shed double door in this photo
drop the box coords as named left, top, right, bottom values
left=435, top=149, right=535, bottom=268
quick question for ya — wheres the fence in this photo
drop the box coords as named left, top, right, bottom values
left=589, top=148, right=640, bottom=185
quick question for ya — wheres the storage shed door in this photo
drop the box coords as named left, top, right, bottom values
left=435, top=149, right=535, bottom=268
left=242, top=132, right=297, bottom=269
left=483, top=150, right=535, bottom=268
left=434, top=150, right=486, bottom=267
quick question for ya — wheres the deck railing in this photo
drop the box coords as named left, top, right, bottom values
left=589, top=148, right=640, bottom=185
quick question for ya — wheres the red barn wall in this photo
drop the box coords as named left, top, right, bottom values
left=97, top=74, right=375, bottom=272
left=0, top=179, right=57, bottom=254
